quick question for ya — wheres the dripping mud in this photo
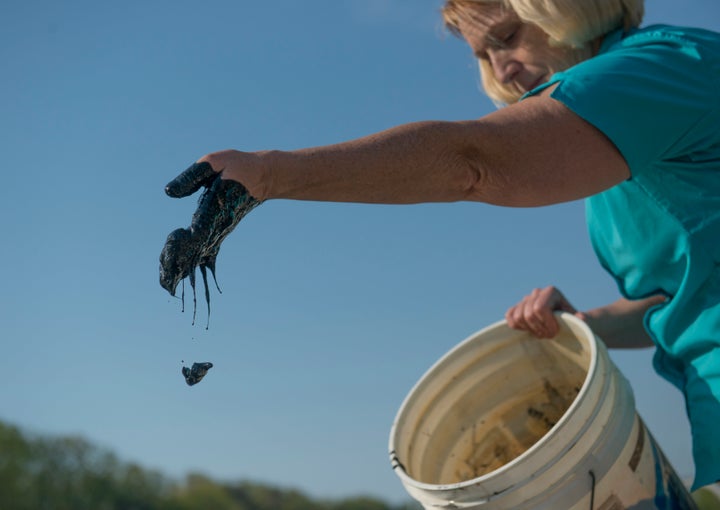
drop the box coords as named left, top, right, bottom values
left=161, top=162, right=261, bottom=386
left=159, top=161, right=261, bottom=328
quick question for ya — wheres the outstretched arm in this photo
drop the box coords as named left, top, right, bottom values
left=199, top=92, right=629, bottom=207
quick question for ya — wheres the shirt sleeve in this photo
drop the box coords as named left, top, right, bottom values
left=534, top=28, right=719, bottom=176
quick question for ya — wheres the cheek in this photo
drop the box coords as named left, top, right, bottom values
left=545, top=45, right=589, bottom=73
left=524, top=43, right=577, bottom=73
left=519, top=27, right=571, bottom=70
left=543, top=47, right=573, bottom=69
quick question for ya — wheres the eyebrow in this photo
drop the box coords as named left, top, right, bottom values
left=473, top=18, right=520, bottom=58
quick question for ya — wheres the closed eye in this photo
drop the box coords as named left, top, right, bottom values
left=498, top=22, right=522, bottom=45
left=502, top=29, right=517, bottom=43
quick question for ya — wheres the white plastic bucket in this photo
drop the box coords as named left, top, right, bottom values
left=389, top=313, right=696, bottom=509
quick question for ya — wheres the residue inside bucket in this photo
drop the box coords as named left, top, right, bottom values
left=449, top=378, right=580, bottom=482
left=395, top=324, right=590, bottom=485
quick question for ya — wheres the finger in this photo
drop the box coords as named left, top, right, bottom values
left=523, top=299, right=552, bottom=338
left=574, top=311, right=588, bottom=322
left=505, top=304, right=525, bottom=329
left=507, top=295, right=541, bottom=333
left=510, top=301, right=547, bottom=337
left=546, top=286, right=578, bottom=314
left=534, top=286, right=575, bottom=337
left=513, top=289, right=547, bottom=337
left=165, top=161, right=219, bottom=198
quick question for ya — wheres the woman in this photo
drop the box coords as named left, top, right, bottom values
left=168, top=0, right=720, bottom=490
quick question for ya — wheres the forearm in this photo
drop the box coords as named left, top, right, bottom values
left=255, top=121, right=481, bottom=204
left=582, top=295, right=666, bottom=349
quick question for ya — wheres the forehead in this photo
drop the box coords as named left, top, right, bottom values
left=454, top=3, right=518, bottom=42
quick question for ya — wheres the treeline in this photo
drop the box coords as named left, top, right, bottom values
left=0, top=421, right=419, bottom=510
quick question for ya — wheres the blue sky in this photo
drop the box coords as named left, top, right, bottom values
left=2, top=0, right=719, bottom=504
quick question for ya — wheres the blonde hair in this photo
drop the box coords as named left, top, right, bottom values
left=442, top=0, right=644, bottom=104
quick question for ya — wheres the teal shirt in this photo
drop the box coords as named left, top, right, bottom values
left=525, top=25, right=720, bottom=488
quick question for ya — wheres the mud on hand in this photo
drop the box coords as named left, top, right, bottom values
left=159, top=161, right=262, bottom=327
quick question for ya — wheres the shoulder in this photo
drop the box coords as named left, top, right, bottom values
left=525, top=25, right=720, bottom=174
left=566, top=25, right=720, bottom=83
left=607, top=24, right=720, bottom=54
left=528, top=25, right=720, bottom=99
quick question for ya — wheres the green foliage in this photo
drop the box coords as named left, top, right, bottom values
left=0, top=422, right=171, bottom=510
left=0, top=419, right=420, bottom=510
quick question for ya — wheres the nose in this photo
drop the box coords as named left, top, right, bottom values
left=488, top=50, right=522, bottom=84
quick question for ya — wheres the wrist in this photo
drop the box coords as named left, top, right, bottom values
left=224, top=150, right=276, bottom=202
left=250, top=150, right=277, bottom=201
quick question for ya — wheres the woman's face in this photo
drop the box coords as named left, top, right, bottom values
left=456, top=3, right=575, bottom=96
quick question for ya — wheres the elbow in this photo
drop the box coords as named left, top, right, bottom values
left=462, top=167, right=487, bottom=202
left=451, top=145, right=485, bottom=201
left=453, top=145, right=512, bottom=205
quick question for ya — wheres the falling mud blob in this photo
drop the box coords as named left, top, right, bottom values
left=182, top=362, right=214, bottom=386
left=159, top=161, right=262, bottom=328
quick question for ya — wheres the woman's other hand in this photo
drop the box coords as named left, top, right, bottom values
left=505, top=286, right=586, bottom=338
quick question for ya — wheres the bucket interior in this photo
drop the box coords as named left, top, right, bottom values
left=393, top=320, right=592, bottom=485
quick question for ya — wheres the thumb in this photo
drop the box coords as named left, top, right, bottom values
left=554, top=293, right=579, bottom=315
left=573, top=311, right=589, bottom=322
left=165, top=161, right=219, bottom=198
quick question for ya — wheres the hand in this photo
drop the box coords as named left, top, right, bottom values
left=165, top=150, right=267, bottom=200
left=199, top=150, right=267, bottom=201
left=160, top=157, right=262, bottom=327
left=505, top=286, right=587, bottom=338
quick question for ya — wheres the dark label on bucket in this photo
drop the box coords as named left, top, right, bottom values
left=629, top=420, right=645, bottom=472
